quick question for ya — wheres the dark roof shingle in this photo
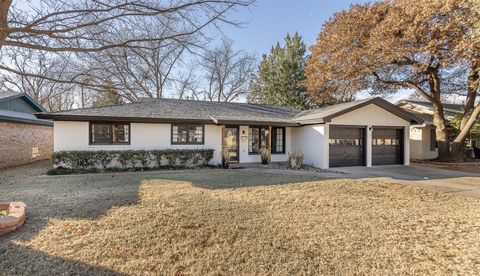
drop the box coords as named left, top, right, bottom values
left=37, top=98, right=301, bottom=126
left=36, top=97, right=423, bottom=126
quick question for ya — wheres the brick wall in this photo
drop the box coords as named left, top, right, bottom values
left=0, top=121, right=53, bottom=168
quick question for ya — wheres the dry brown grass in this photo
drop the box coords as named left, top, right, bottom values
left=1, top=169, right=480, bottom=275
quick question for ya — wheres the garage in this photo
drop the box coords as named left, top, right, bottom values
left=372, top=127, right=404, bottom=165
left=329, top=126, right=365, bottom=167
left=293, top=97, right=423, bottom=169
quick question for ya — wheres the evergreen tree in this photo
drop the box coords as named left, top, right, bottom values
left=93, top=80, right=123, bottom=107
left=247, top=33, right=314, bottom=110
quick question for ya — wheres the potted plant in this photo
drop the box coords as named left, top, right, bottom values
left=260, top=146, right=269, bottom=165
left=222, top=148, right=230, bottom=169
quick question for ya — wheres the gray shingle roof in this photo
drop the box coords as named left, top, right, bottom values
left=36, top=97, right=423, bottom=126
left=396, top=100, right=477, bottom=125
left=398, top=100, right=465, bottom=113
left=37, top=98, right=301, bottom=126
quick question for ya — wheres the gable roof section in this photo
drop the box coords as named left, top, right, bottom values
left=0, top=92, right=45, bottom=113
left=294, top=97, right=424, bottom=125
left=36, top=98, right=301, bottom=126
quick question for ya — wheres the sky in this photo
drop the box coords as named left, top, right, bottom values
left=210, top=0, right=412, bottom=102
left=217, top=0, right=370, bottom=56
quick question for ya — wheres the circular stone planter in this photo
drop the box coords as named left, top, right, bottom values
left=0, top=202, right=27, bottom=237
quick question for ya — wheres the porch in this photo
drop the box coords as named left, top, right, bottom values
left=221, top=125, right=291, bottom=165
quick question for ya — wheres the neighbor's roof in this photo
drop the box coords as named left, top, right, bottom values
left=0, top=91, right=45, bottom=113
left=0, top=91, right=22, bottom=100
left=0, top=91, right=52, bottom=126
left=0, top=109, right=53, bottom=126
left=294, top=97, right=424, bottom=125
left=36, top=97, right=424, bottom=126
left=36, top=98, right=301, bottom=126
left=396, top=100, right=473, bottom=125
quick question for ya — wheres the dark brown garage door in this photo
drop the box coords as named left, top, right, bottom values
left=372, top=128, right=404, bottom=165
left=329, top=126, right=365, bottom=167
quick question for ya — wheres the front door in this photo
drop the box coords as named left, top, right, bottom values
left=224, top=126, right=239, bottom=163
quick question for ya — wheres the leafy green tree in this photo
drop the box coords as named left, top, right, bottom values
left=248, top=33, right=314, bottom=110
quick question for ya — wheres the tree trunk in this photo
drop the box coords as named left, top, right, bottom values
left=451, top=60, right=480, bottom=160
left=461, top=60, right=479, bottom=130
left=450, top=103, right=480, bottom=160
left=429, top=70, right=451, bottom=161
left=0, top=0, right=12, bottom=48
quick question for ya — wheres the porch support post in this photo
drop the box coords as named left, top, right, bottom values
left=403, top=126, right=410, bottom=165
left=221, top=124, right=225, bottom=164
left=268, top=125, right=272, bottom=163
left=366, top=125, right=372, bottom=167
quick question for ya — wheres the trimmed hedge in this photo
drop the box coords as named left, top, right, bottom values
left=52, top=149, right=215, bottom=171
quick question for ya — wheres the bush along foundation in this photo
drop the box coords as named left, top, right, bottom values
left=49, top=149, right=214, bottom=175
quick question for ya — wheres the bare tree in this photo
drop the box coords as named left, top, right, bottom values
left=175, top=67, right=201, bottom=100
left=0, top=48, right=76, bottom=111
left=0, top=0, right=254, bottom=87
left=201, top=39, right=256, bottom=102
left=81, top=15, right=197, bottom=101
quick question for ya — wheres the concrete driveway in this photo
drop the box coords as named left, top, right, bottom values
left=333, top=163, right=480, bottom=199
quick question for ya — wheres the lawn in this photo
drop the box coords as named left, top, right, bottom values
left=1, top=164, right=479, bottom=275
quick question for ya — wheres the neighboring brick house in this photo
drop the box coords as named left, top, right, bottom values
left=0, top=92, right=53, bottom=168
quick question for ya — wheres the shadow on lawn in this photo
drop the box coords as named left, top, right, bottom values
left=0, top=242, right=122, bottom=275
left=158, top=169, right=322, bottom=189
left=0, top=172, right=150, bottom=242
left=0, top=169, right=319, bottom=241
left=0, top=167, right=320, bottom=275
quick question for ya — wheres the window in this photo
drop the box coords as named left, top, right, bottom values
left=372, top=138, right=399, bottom=146
left=90, top=122, right=130, bottom=145
left=172, top=124, right=204, bottom=145
left=472, top=139, right=478, bottom=148
left=430, top=128, right=437, bottom=151
left=248, top=126, right=285, bottom=154
left=330, top=138, right=361, bottom=146
left=272, top=127, right=285, bottom=154
left=248, top=127, right=265, bottom=154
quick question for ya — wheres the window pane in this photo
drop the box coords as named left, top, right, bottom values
left=113, top=124, right=129, bottom=143
left=92, top=123, right=111, bottom=143
left=275, top=128, right=284, bottom=153
left=172, top=125, right=203, bottom=144
left=260, top=128, right=267, bottom=148
left=249, top=127, right=260, bottom=153
left=172, top=126, right=178, bottom=142
left=195, top=126, right=203, bottom=143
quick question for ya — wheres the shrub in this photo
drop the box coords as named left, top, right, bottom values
left=288, top=150, right=304, bottom=169
left=134, top=150, right=151, bottom=168
left=92, top=151, right=114, bottom=169
left=52, top=149, right=215, bottom=172
left=118, top=150, right=137, bottom=168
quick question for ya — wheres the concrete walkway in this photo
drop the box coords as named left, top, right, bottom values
left=333, top=164, right=480, bottom=199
